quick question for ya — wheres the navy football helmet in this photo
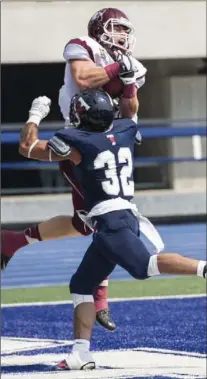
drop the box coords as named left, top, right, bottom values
left=70, top=89, right=115, bottom=132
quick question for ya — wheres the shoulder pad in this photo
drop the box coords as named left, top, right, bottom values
left=135, top=76, right=146, bottom=89
left=64, top=37, right=94, bottom=61
left=113, top=118, right=137, bottom=129
left=57, top=126, right=82, bottom=140
left=47, top=136, right=71, bottom=157
left=131, top=57, right=147, bottom=79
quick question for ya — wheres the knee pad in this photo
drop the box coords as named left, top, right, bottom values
left=71, top=293, right=94, bottom=308
left=72, top=213, right=92, bottom=236
left=147, top=254, right=160, bottom=276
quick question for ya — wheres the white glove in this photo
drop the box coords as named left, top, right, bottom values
left=113, top=50, right=137, bottom=85
left=27, top=96, right=51, bottom=126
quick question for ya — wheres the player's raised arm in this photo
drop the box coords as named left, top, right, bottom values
left=117, top=53, right=147, bottom=120
left=114, top=51, right=139, bottom=119
left=19, top=97, right=81, bottom=165
left=64, top=38, right=122, bottom=90
left=64, top=38, right=140, bottom=94
left=70, top=59, right=121, bottom=90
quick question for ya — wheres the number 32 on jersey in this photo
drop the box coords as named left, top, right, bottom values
left=94, top=147, right=134, bottom=196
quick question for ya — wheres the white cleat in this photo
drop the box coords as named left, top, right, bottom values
left=56, top=350, right=95, bottom=371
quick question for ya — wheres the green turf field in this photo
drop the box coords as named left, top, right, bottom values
left=1, top=277, right=206, bottom=304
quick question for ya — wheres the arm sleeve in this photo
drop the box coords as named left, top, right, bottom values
left=47, top=135, right=72, bottom=157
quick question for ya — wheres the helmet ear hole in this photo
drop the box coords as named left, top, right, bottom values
left=102, top=34, right=110, bottom=42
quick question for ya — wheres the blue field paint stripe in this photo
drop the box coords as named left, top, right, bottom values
left=1, top=223, right=206, bottom=288
left=2, top=297, right=206, bottom=355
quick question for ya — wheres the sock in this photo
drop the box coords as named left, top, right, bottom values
left=94, top=285, right=108, bottom=312
left=72, top=339, right=90, bottom=352
left=1, top=230, right=29, bottom=258
left=197, top=261, right=206, bottom=278
left=24, top=226, right=42, bottom=244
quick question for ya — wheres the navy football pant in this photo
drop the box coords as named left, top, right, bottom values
left=70, top=210, right=152, bottom=295
left=59, top=161, right=92, bottom=236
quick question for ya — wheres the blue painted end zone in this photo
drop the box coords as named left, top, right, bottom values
left=2, top=297, right=206, bottom=354
left=1, top=296, right=206, bottom=378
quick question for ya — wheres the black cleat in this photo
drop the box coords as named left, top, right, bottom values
left=203, top=264, right=207, bottom=278
left=96, top=309, right=116, bottom=331
left=1, top=254, right=10, bottom=271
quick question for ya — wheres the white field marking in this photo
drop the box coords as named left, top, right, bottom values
left=3, top=336, right=71, bottom=344
left=1, top=349, right=206, bottom=378
left=1, top=374, right=204, bottom=379
left=1, top=337, right=206, bottom=359
left=1, top=293, right=206, bottom=308
left=133, top=347, right=206, bottom=358
left=0, top=372, right=198, bottom=379
left=1, top=337, right=73, bottom=355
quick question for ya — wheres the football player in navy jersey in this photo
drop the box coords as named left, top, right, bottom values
left=1, top=8, right=147, bottom=331
left=18, top=89, right=206, bottom=370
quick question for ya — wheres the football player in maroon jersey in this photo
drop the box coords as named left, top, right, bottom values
left=1, top=8, right=146, bottom=332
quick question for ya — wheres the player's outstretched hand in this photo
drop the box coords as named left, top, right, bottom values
left=113, top=50, right=137, bottom=85
left=28, top=96, right=51, bottom=122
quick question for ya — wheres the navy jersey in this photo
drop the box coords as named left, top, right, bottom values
left=55, top=119, right=139, bottom=211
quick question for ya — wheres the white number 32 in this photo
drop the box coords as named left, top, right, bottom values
left=93, top=147, right=134, bottom=196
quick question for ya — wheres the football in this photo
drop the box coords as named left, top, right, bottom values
left=103, top=77, right=124, bottom=99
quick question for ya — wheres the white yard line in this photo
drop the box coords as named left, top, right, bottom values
left=2, top=336, right=73, bottom=344
left=1, top=293, right=206, bottom=308
left=133, top=346, right=206, bottom=358
left=1, top=349, right=206, bottom=378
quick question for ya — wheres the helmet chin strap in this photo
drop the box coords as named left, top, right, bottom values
left=97, top=38, right=115, bottom=57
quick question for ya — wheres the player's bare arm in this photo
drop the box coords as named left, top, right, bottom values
left=19, top=97, right=81, bottom=165
left=112, top=51, right=139, bottom=119
left=120, top=94, right=139, bottom=119
left=71, top=60, right=114, bottom=89
left=71, top=57, right=139, bottom=118
left=19, top=123, right=81, bottom=164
